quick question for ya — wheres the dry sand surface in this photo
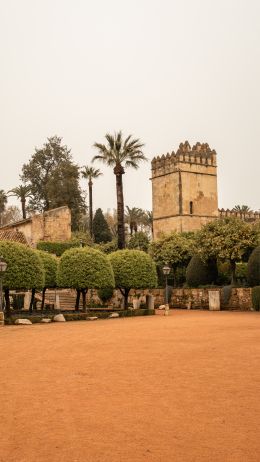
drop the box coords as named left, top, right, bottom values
left=1, top=310, right=260, bottom=462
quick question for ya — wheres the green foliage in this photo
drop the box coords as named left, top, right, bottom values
left=92, top=208, right=112, bottom=243
left=11, top=293, right=24, bottom=310
left=36, top=250, right=58, bottom=288
left=57, top=247, right=115, bottom=289
left=97, top=286, right=114, bottom=303
left=0, top=241, right=44, bottom=289
left=217, top=261, right=231, bottom=285
left=221, top=285, right=233, bottom=305
left=252, top=286, right=260, bottom=311
left=186, top=255, right=218, bottom=287
left=21, top=136, right=85, bottom=230
left=128, top=231, right=150, bottom=252
left=149, top=232, right=193, bottom=269
left=93, top=131, right=147, bottom=249
left=196, top=218, right=258, bottom=283
left=109, top=249, right=158, bottom=289
left=196, top=218, right=258, bottom=263
left=94, top=239, right=118, bottom=254
left=71, top=231, right=93, bottom=246
left=247, top=246, right=260, bottom=286
left=37, top=240, right=80, bottom=256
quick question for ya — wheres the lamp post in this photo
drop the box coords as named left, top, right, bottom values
left=162, top=264, right=171, bottom=314
left=0, top=256, right=7, bottom=312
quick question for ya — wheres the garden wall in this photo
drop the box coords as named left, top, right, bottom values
left=87, top=287, right=253, bottom=311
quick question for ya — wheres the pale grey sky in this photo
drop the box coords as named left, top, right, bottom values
left=1, top=0, right=259, bottom=213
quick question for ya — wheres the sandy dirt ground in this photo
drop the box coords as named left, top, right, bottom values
left=1, top=310, right=260, bottom=462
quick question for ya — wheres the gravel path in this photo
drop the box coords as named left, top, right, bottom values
left=0, top=310, right=260, bottom=462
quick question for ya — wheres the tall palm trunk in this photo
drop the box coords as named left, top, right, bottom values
left=21, top=199, right=26, bottom=219
left=114, top=164, right=125, bottom=249
left=88, top=180, right=93, bottom=238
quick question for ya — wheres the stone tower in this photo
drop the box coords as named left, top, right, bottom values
left=151, top=141, right=218, bottom=238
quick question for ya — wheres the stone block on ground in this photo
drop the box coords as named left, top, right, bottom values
left=208, top=290, right=220, bottom=311
left=53, top=314, right=66, bottom=322
left=109, top=312, right=120, bottom=318
left=15, top=319, right=32, bottom=325
left=87, top=316, right=98, bottom=321
left=41, top=318, right=52, bottom=323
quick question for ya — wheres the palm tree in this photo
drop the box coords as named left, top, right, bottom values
left=142, top=210, right=153, bottom=235
left=8, top=185, right=32, bottom=219
left=0, top=190, right=7, bottom=226
left=93, top=131, right=146, bottom=249
left=232, top=205, right=252, bottom=219
left=125, top=206, right=144, bottom=235
left=81, top=166, right=102, bottom=238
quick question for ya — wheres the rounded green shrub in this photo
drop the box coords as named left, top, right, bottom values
left=109, top=249, right=157, bottom=290
left=57, top=246, right=114, bottom=290
left=247, top=246, right=260, bottom=286
left=109, top=249, right=158, bottom=308
left=252, top=286, right=260, bottom=311
left=97, top=286, right=114, bottom=303
left=0, top=241, right=44, bottom=290
left=36, top=250, right=58, bottom=288
left=186, top=255, right=218, bottom=287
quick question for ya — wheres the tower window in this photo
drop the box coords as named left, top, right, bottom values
left=189, top=201, right=193, bottom=215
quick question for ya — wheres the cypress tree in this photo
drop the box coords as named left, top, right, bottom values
left=247, top=246, right=260, bottom=286
left=186, top=255, right=218, bottom=287
left=92, top=208, right=112, bottom=244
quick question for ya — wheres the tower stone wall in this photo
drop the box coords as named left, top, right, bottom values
left=151, top=141, right=218, bottom=238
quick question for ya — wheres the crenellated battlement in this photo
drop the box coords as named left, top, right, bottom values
left=218, top=209, right=260, bottom=222
left=151, top=141, right=217, bottom=177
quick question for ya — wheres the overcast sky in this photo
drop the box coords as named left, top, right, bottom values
left=1, top=0, right=259, bottom=214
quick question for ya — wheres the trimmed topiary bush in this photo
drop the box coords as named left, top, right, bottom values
left=109, top=249, right=158, bottom=308
left=252, top=286, right=260, bottom=311
left=97, top=286, right=114, bottom=304
left=57, top=247, right=114, bottom=310
left=37, top=240, right=80, bottom=256
left=36, top=250, right=58, bottom=309
left=0, top=241, right=44, bottom=315
left=247, top=246, right=260, bottom=287
left=186, top=255, right=218, bottom=287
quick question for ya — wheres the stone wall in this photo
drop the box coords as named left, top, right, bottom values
left=86, top=287, right=253, bottom=311
left=0, top=206, right=71, bottom=247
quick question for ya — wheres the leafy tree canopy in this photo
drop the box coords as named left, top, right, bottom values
left=0, top=241, right=44, bottom=290
left=109, top=249, right=157, bottom=308
left=21, top=136, right=85, bottom=230
left=196, top=218, right=258, bottom=283
left=109, top=249, right=157, bottom=291
left=36, top=250, right=58, bottom=288
left=57, top=247, right=114, bottom=290
left=149, top=232, right=194, bottom=269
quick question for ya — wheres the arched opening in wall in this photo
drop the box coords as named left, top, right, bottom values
left=189, top=201, right=193, bottom=215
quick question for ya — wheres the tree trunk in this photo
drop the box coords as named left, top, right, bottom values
left=119, top=287, right=130, bottom=309
left=4, top=288, right=10, bottom=317
left=89, top=180, right=93, bottom=238
left=41, top=287, right=47, bottom=310
left=75, top=289, right=81, bottom=310
left=230, top=260, right=237, bottom=285
left=21, top=199, right=26, bottom=219
left=82, top=289, right=88, bottom=312
left=29, top=288, right=36, bottom=312
left=114, top=165, right=125, bottom=249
